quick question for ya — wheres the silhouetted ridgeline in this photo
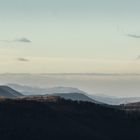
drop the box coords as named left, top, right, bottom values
left=0, top=96, right=140, bottom=140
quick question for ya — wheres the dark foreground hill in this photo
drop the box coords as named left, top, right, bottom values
left=121, top=101, right=140, bottom=111
left=0, top=96, right=140, bottom=140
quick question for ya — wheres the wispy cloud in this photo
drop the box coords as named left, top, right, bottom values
left=14, top=38, right=32, bottom=43
left=1, top=37, right=32, bottom=43
left=17, top=58, right=30, bottom=62
left=127, top=34, right=140, bottom=39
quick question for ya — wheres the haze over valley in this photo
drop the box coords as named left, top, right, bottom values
left=0, top=73, right=139, bottom=97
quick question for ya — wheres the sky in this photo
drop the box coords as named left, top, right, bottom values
left=0, top=0, right=140, bottom=73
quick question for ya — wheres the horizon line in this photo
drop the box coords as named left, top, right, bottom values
left=0, top=72, right=140, bottom=76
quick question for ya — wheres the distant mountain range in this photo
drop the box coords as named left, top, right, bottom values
left=7, top=84, right=140, bottom=105
left=90, top=94, right=140, bottom=105
left=0, top=86, right=23, bottom=98
left=4, top=84, right=100, bottom=103
left=8, top=84, right=86, bottom=95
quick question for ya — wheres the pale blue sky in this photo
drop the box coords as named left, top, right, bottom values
left=0, top=0, right=140, bottom=73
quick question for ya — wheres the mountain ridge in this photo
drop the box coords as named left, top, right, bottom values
left=0, top=86, right=23, bottom=98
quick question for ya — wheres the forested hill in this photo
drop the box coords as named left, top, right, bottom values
left=0, top=96, right=140, bottom=140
